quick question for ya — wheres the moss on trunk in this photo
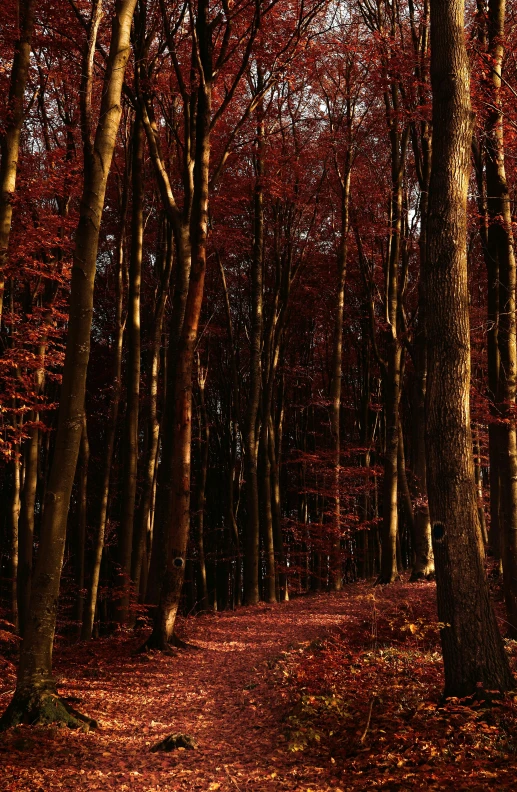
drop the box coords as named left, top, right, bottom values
left=0, top=687, right=97, bottom=732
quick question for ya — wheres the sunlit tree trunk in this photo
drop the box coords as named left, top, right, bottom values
left=217, top=253, right=242, bottom=605
left=424, top=0, right=513, bottom=697
left=378, top=124, right=408, bottom=584
left=1, top=0, right=138, bottom=727
left=409, top=7, right=434, bottom=580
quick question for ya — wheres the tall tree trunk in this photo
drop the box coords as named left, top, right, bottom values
left=195, top=357, right=209, bottom=610
left=75, top=415, right=89, bottom=633
left=473, top=7, right=502, bottom=572
left=474, top=427, right=489, bottom=547
left=131, top=221, right=173, bottom=600
left=116, top=114, right=144, bottom=625
left=217, top=253, right=242, bottom=605
left=17, top=420, right=38, bottom=636
left=0, top=0, right=35, bottom=324
left=424, top=0, right=513, bottom=697
left=259, top=421, right=276, bottom=603
left=411, top=345, right=434, bottom=579
left=145, top=32, right=212, bottom=647
left=378, top=125, right=408, bottom=584
left=397, top=421, right=415, bottom=556
left=269, top=410, right=288, bottom=601
left=411, top=252, right=435, bottom=579
left=329, top=166, right=351, bottom=591
left=82, top=178, right=128, bottom=641
left=1, top=0, right=138, bottom=728
left=411, top=90, right=434, bottom=581
left=10, top=439, right=21, bottom=631
left=145, top=225, right=191, bottom=605
left=244, top=85, right=264, bottom=606
left=482, top=0, right=517, bottom=636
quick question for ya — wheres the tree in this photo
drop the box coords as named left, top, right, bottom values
left=424, top=0, right=513, bottom=697
left=0, top=0, right=138, bottom=729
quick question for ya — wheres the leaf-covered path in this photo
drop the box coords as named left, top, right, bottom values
left=3, top=582, right=517, bottom=792
left=1, top=590, right=363, bottom=792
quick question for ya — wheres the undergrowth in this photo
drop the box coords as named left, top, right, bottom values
left=277, top=581, right=517, bottom=791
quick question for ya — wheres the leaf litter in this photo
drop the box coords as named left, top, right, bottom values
left=1, top=580, right=517, bottom=791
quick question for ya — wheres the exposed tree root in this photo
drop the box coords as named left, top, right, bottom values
left=139, top=631, right=200, bottom=653
left=0, top=687, right=97, bottom=732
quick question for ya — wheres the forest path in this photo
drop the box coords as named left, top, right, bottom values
left=1, top=588, right=367, bottom=792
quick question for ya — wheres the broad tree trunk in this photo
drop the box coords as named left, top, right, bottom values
left=424, top=0, right=513, bottom=697
left=1, top=0, right=138, bottom=728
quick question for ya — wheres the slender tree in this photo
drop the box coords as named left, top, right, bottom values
left=0, top=0, right=138, bottom=728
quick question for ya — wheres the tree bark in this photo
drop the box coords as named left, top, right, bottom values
left=483, top=0, right=517, bottom=637
left=82, top=176, right=128, bottom=641
left=116, top=113, right=144, bottom=625
left=75, top=415, right=89, bottom=633
left=424, top=0, right=513, bottom=697
left=195, top=358, right=210, bottom=611
left=0, top=0, right=35, bottom=324
left=244, top=83, right=264, bottom=606
left=1, top=0, right=138, bottom=728
left=329, top=165, right=351, bottom=591
left=131, top=221, right=173, bottom=601
left=145, top=8, right=212, bottom=646
left=10, top=440, right=21, bottom=632
left=17, top=421, right=38, bottom=636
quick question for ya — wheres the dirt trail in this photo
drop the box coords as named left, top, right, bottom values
left=1, top=591, right=361, bottom=792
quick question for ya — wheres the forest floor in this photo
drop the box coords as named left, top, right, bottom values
left=2, top=580, right=517, bottom=791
